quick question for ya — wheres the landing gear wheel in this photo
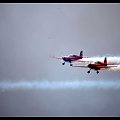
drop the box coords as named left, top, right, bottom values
left=62, top=62, right=65, bottom=65
left=87, top=71, right=90, bottom=74
left=70, top=63, right=72, bottom=66
left=96, top=71, right=99, bottom=74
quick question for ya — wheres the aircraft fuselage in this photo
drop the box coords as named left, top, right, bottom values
left=62, top=56, right=82, bottom=63
left=88, top=63, right=106, bottom=70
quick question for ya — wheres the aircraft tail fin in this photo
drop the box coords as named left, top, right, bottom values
left=104, top=57, right=107, bottom=66
left=80, top=51, right=83, bottom=58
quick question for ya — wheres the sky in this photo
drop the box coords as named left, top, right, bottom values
left=0, top=3, right=120, bottom=116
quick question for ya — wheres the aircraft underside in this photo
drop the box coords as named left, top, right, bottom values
left=87, top=68, right=100, bottom=74
left=62, top=61, right=73, bottom=66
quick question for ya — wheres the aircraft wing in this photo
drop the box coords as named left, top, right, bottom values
left=49, top=56, right=62, bottom=59
left=75, top=59, right=90, bottom=62
left=72, top=65, right=88, bottom=68
left=99, top=65, right=118, bottom=69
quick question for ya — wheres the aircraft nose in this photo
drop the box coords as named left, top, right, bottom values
left=62, top=57, right=66, bottom=61
left=88, top=64, right=91, bottom=67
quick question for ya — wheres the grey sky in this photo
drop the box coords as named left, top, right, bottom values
left=0, top=3, right=120, bottom=116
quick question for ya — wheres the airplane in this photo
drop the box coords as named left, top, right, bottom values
left=50, top=51, right=87, bottom=66
left=72, top=57, right=117, bottom=74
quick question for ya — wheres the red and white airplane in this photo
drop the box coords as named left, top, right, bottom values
left=72, top=57, right=117, bottom=74
left=50, top=51, right=88, bottom=66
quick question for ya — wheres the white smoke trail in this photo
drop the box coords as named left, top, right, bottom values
left=108, top=65, right=120, bottom=71
left=82, top=56, right=120, bottom=65
left=0, top=80, right=120, bottom=91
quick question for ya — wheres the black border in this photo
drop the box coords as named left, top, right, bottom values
left=0, top=1, right=120, bottom=3
left=0, top=2, right=120, bottom=119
